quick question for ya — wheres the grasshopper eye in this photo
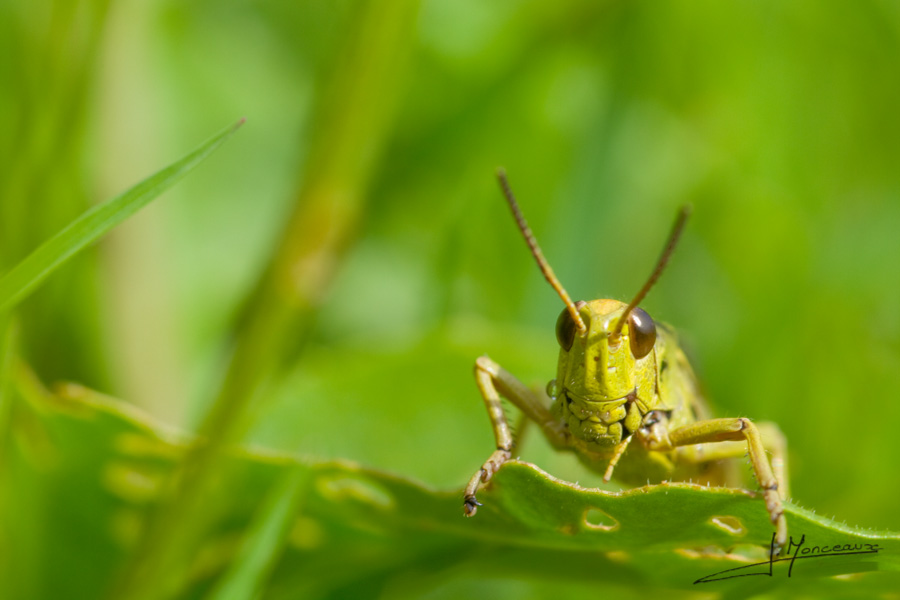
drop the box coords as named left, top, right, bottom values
left=628, top=307, right=657, bottom=359
left=556, top=307, right=577, bottom=351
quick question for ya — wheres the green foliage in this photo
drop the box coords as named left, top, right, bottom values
left=4, top=378, right=899, bottom=598
left=2, top=1, right=900, bottom=598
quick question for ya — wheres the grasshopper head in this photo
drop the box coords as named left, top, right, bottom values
left=554, top=299, right=658, bottom=403
left=495, top=168, right=689, bottom=451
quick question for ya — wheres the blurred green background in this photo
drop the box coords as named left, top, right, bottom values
left=2, top=0, right=900, bottom=597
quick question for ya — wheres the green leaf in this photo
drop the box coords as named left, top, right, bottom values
left=0, top=119, right=244, bottom=313
left=3, top=375, right=899, bottom=599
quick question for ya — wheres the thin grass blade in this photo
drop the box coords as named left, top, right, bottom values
left=0, top=119, right=245, bottom=312
left=207, top=466, right=310, bottom=600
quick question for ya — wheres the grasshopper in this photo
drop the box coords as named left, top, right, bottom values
left=463, top=170, right=789, bottom=553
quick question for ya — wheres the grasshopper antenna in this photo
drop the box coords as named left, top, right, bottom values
left=612, top=204, right=692, bottom=340
left=496, top=168, right=586, bottom=334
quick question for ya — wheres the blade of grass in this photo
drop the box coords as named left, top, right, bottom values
left=0, top=118, right=245, bottom=313
left=110, top=4, right=419, bottom=599
left=206, top=466, right=310, bottom=600
left=0, top=314, right=15, bottom=450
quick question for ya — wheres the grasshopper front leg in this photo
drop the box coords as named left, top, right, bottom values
left=641, top=415, right=788, bottom=553
left=463, top=356, right=568, bottom=516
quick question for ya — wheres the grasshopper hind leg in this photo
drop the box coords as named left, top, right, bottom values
left=641, top=415, right=789, bottom=554
left=757, top=421, right=789, bottom=500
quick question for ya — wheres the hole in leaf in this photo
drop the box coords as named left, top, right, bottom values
left=710, top=515, right=746, bottom=536
left=316, top=474, right=394, bottom=509
left=289, top=516, right=324, bottom=550
left=583, top=507, right=619, bottom=531
left=114, top=432, right=183, bottom=459
left=102, top=462, right=164, bottom=503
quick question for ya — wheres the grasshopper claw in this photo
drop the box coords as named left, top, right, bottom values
left=463, top=449, right=511, bottom=516
left=463, top=496, right=482, bottom=517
